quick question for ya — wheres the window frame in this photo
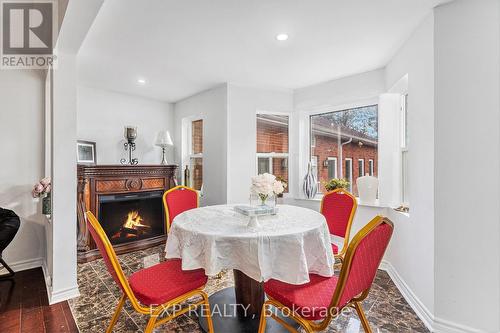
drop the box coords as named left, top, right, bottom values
left=255, top=112, right=290, bottom=194
left=308, top=103, right=378, bottom=197
left=327, top=157, right=338, bottom=179
left=345, top=158, right=353, bottom=192
left=401, top=93, right=409, bottom=206
left=358, top=158, right=365, bottom=177
left=187, top=119, right=203, bottom=191
left=368, top=159, right=374, bottom=176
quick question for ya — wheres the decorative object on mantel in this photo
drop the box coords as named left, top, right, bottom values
left=356, top=175, right=378, bottom=204
left=32, top=177, right=51, bottom=216
left=183, top=165, right=190, bottom=187
left=154, top=130, right=173, bottom=165
left=394, top=204, right=410, bottom=213
left=303, top=161, right=318, bottom=199
left=324, top=178, right=350, bottom=192
left=76, top=140, right=97, bottom=165
left=120, top=126, right=139, bottom=165
left=0, top=208, right=20, bottom=279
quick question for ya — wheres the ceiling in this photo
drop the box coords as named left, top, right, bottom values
left=78, top=0, right=448, bottom=102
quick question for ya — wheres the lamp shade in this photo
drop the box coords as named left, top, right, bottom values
left=155, top=130, right=173, bottom=147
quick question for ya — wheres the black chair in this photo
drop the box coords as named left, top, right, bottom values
left=0, top=208, right=20, bottom=279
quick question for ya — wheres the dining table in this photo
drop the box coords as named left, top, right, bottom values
left=165, top=204, right=335, bottom=333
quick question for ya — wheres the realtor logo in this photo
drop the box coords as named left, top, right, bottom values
left=1, top=0, right=57, bottom=69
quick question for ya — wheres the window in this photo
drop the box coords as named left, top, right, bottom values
left=358, top=159, right=365, bottom=177
left=345, top=158, right=353, bottom=192
left=401, top=94, right=409, bottom=205
left=327, top=157, right=337, bottom=179
left=256, top=114, right=289, bottom=191
left=368, top=159, right=374, bottom=176
left=189, top=119, right=203, bottom=190
left=310, top=105, right=378, bottom=195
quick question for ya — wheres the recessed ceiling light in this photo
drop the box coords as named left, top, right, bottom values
left=137, top=78, right=146, bottom=85
left=276, top=34, right=289, bottom=41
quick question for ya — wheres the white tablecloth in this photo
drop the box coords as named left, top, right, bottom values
left=165, top=204, right=334, bottom=284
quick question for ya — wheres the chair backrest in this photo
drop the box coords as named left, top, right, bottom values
left=86, top=211, right=130, bottom=294
left=163, top=185, right=199, bottom=232
left=320, top=189, right=357, bottom=239
left=331, top=216, right=393, bottom=309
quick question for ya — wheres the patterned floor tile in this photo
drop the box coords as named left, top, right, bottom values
left=70, top=245, right=429, bottom=333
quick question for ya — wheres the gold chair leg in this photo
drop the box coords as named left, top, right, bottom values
left=145, top=314, right=159, bottom=333
left=201, top=291, right=215, bottom=333
left=106, top=294, right=126, bottom=333
left=258, top=303, right=268, bottom=333
left=354, top=302, right=372, bottom=333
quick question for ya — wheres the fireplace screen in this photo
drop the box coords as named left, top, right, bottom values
left=98, top=191, right=164, bottom=245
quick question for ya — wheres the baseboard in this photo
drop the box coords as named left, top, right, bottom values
left=379, top=260, right=435, bottom=332
left=0, top=256, right=44, bottom=273
left=48, top=285, right=80, bottom=305
left=433, top=317, right=493, bottom=333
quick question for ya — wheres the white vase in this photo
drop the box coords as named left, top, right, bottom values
left=356, top=176, right=378, bottom=204
left=303, top=162, right=318, bottom=199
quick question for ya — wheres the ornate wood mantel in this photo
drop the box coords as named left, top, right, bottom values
left=77, top=164, right=178, bottom=263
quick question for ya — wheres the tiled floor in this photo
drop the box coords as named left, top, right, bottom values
left=0, top=268, right=78, bottom=333
left=70, top=245, right=429, bottom=333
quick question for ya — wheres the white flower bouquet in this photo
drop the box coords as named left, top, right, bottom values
left=250, top=173, right=286, bottom=205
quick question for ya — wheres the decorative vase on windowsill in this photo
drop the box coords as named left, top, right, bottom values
left=32, top=177, right=52, bottom=216
left=303, top=161, right=318, bottom=199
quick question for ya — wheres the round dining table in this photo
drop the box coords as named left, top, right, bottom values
left=165, top=204, right=335, bottom=333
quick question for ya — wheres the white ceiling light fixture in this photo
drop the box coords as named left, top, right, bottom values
left=137, top=78, right=146, bottom=85
left=275, top=33, right=289, bottom=41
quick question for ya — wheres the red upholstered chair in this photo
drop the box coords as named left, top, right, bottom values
left=85, top=211, right=213, bottom=333
left=320, top=189, right=357, bottom=261
left=163, top=185, right=199, bottom=233
left=258, top=216, right=393, bottom=333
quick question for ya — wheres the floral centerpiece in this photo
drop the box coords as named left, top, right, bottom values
left=32, top=177, right=51, bottom=215
left=324, top=178, right=350, bottom=192
left=251, top=173, right=285, bottom=206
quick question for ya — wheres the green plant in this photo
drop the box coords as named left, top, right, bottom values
left=324, top=178, right=350, bottom=192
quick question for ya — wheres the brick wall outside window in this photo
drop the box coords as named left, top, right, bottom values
left=192, top=119, right=203, bottom=154
left=191, top=120, right=203, bottom=190
left=256, top=115, right=289, bottom=192
left=311, top=134, right=377, bottom=195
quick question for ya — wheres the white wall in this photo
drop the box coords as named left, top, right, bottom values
left=77, top=86, right=175, bottom=165
left=173, top=84, right=228, bottom=206
left=0, top=70, right=46, bottom=272
left=384, top=12, right=436, bottom=324
left=434, top=1, right=500, bottom=331
left=226, top=84, right=293, bottom=203
left=294, top=68, right=386, bottom=112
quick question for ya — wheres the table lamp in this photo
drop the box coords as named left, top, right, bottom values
left=155, top=130, right=173, bottom=165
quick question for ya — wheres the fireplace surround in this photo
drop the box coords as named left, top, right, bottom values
left=77, top=164, right=178, bottom=263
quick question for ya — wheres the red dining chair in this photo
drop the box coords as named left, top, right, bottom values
left=163, top=185, right=199, bottom=233
left=258, top=215, right=393, bottom=333
left=320, top=188, right=357, bottom=261
left=85, top=211, right=213, bottom=333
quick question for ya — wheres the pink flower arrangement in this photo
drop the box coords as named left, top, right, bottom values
left=32, top=177, right=51, bottom=198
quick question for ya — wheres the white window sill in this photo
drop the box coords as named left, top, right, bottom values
left=292, top=196, right=389, bottom=209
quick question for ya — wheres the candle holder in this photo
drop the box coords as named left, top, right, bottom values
left=120, top=126, right=139, bottom=165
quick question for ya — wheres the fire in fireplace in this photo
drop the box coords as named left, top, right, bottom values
left=98, top=191, right=164, bottom=245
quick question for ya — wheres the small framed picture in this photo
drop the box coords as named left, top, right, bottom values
left=77, top=141, right=97, bottom=165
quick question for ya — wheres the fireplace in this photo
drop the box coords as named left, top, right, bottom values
left=99, top=191, right=164, bottom=245
left=77, top=165, right=177, bottom=263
